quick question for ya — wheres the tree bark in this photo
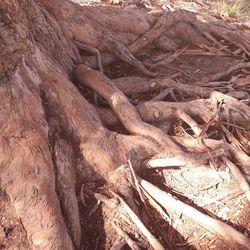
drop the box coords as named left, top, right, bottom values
left=1, top=0, right=250, bottom=249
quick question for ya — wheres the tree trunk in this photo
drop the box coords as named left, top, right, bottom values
left=1, top=0, right=250, bottom=249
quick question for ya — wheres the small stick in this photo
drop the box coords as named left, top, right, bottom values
left=199, top=100, right=222, bottom=139
left=223, top=157, right=250, bottom=203
left=150, top=88, right=174, bottom=102
left=111, top=191, right=165, bottom=250
left=110, top=237, right=126, bottom=250
left=145, top=48, right=187, bottom=69
left=111, top=221, right=141, bottom=250
left=220, top=124, right=249, bottom=153
left=74, top=40, right=103, bottom=105
left=128, top=160, right=145, bottom=205
left=207, top=62, right=250, bottom=82
left=139, top=178, right=250, bottom=249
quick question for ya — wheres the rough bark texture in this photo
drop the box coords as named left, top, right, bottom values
left=1, top=0, right=250, bottom=249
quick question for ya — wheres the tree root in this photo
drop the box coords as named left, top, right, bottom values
left=112, top=76, right=212, bottom=97
left=0, top=70, right=74, bottom=249
left=111, top=221, right=141, bottom=250
left=98, top=95, right=250, bottom=134
left=75, top=64, right=181, bottom=152
left=53, top=138, right=81, bottom=248
left=147, top=148, right=227, bottom=168
left=172, top=137, right=250, bottom=173
left=207, top=62, right=250, bottom=82
left=139, top=178, right=250, bottom=249
left=3, top=1, right=250, bottom=248
left=76, top=64, right=217, bottom=171
left=223, top=157, right=250, bottom=203
left=128, top=10, right=195, bottom=54
left=103, top=34, right=158, bottom=77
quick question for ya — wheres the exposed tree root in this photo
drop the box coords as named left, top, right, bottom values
left=111, top=221, right=141, bottom=250
left=2, top=0, right=250, bottom=248
left=98, top=93, right=250, bottom=131
left=75, top=64, right=181, bottom=152
left=127, top=10, right=195, bottom=54
left=53, top=138, right=81, bottom=248
left=223, top=157, right=250, bottom=203
left=147, top=148, right=227, bottom=168
left=207, top=62, right=250, bottom=82
left=139, top=179, right=250, bottom=249
left=0, top=70, right=74, bottom=249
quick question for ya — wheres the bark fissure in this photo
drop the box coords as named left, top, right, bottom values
left=1, top=0, right=250, bottom=249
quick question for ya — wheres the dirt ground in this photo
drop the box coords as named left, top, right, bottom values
left=0, top=0, right=250, bottom=249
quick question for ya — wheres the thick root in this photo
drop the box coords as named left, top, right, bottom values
left=75, top=64, right=182, bottom=152
left=2, top=0, right=250, bottom=248
left=0, top=72, right=74, bottom=249
left=53, top=138, right=81, bottom=248
left=140, top=179, right=250, bottom=249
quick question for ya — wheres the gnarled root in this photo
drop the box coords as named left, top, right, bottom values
left=0, top=72, right=74, bottom=249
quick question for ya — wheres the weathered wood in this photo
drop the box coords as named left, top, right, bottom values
left=54, top=139, right=81, bottom=248
left=140, top=179, right=250, bottom=249
left=75, top=64, right=181, bottom=152
left=2, top=0, right=250, bottom=248
left=0, top=73, right=74, bottom=249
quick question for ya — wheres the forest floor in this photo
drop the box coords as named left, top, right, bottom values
left=1, top=0, right=250, bottom=249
